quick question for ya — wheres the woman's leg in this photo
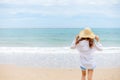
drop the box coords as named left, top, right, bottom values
left=88, top=69, right=94, bottom=80
left=81, top=70, right=86, bottom=80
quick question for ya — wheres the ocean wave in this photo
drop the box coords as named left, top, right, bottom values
left=0, top=47, right=120, bottom=54
left=0, top=47, right=120, bottom=68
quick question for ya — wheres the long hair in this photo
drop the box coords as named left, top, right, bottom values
left=75, top=36, right=94, bottom=48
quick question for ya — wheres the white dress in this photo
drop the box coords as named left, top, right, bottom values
left=71, top=39, right=102, bottom=69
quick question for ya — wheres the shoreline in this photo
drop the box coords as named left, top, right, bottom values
left=0, top=64, right=120, bottom=80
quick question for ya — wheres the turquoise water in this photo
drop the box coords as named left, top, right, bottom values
left=0, top=28, right=120, bottom=47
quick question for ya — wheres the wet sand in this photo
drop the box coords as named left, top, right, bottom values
left=0, top=64, right=120, bottom=80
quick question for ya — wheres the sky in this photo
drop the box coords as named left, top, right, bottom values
left=0, top=0, right=120, bottom=28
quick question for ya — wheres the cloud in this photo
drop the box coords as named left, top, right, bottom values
left=0, top=0, right=119, bottom=6
left=0, top=0, right=120, bottom=28
left=0, top=5, right=119, bottom=18
left=0, top=0, right=119, bottom=19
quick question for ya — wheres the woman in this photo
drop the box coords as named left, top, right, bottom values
left=71, top=27, right=102, bottom=80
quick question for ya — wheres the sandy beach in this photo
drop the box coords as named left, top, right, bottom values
left=0, top=47, right=120, bottom=80
left=0, top=64, right=120, bottom=80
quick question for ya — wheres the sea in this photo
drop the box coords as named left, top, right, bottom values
left=0, top=28, right=120, bottom=47
left=0, top=28, right=120, bottom=68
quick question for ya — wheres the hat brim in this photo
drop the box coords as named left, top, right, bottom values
left=80, top=34, right=95, bottom=39
left=79, top=30, right=95, bottom=39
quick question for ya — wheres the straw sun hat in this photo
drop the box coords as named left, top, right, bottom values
left=78, top=27, right=95, bottom=39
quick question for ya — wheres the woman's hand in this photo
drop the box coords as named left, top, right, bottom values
left=76, top=35, right=79, bottom=41
left=75, top=35, right=80, bottom=45
left=95, top=35, right=100, bottom=42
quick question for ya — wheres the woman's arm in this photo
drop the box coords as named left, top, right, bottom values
left=70, top=35, right=79, bottom=49
left=94, top=35, right=103, bottom=51
left=70, top=39, right=76, bottom=49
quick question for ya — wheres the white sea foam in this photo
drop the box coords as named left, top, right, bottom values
left=0, top=47, right=120, bottom=54
left=0, top=47, right=120, bottom=68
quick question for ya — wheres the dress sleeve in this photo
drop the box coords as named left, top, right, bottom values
left=94, top=42, right=103, bottom=51
left=70, top=39, right=76, bottom=49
